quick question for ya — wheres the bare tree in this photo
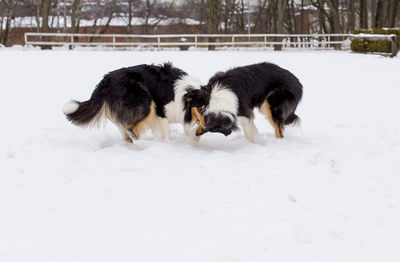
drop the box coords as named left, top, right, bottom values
left=359, top=0, right=368, bottom=28
left=127, top=0, right=136, bottom=33
left=143, top=0, right=158, bottom=33
left=1, top=0, right=15, bottom=46
left=371, top=0, right=376, bottom=28
left=71, top=0, right=81, bottom=34
left=62, top=0, right=67, bottom=33
left=88, top=0, right=102, bottom=40
left=325, top=0, right=340, bottom=33
left=98, top=0, right=116, bottom=34
left=274, top=0, right=288, bottom=34
left=41, top=0, right=51, bottom=33
left=140, top=0, right=174, bottom=33
left=185, top=0, right=222, bottom=34
left=388, top=0, right=399, bottom=27
left=252, top=0, right=268, bottom=33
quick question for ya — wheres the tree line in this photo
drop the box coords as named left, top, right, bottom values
left=1, top=0, right=399, bottom=46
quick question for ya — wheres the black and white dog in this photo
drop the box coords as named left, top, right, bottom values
left=195, top=62, right=303, bottom=142
left=63, top=63, right=208, bottom=143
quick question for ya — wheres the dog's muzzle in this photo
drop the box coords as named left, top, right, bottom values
left=196, top=127, right=232, bottom=137
left=222, top=129, right=232, bottom=136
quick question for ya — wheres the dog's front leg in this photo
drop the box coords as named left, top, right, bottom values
left=238, top=116, right=259, bottom=143
left=159, top=118, right=171, bottom=141
left=184, top=124, right=200, bottom=146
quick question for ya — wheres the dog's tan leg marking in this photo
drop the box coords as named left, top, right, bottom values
left=259, top=100, right=284, bottom=138
left=127, top=122, right=141, bottom=140
left=278, top=125, right=284, bottom=138
left=127, top=102, right=158, bottom=141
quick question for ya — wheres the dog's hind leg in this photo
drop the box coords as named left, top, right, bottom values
left=127, top=102, right=158, bottom=141
left=259, top=100, right=284, bottom=138
left=104, top=105, right=134, bottom=143
left=119, top=126, right=133, bottom=143
left=238, top=116, right=259, bottom=142
left=126, top=125, right=140, bottom=141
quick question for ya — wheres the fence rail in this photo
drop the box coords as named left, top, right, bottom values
left=24, top=32, right=353, bottom=50
left=23, top=32, right=398, bottom=56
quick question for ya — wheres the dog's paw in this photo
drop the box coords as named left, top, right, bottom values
left=127, top=129, right=139, bottom=140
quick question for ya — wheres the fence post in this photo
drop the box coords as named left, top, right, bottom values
left=70, top=35, right=74, bottom=49
left=390, top=35, right=398, bottom=58
left=328, top=35, right=331, bottom=49
left=113, top=36, right=115, bottom=48
left=158, top=36, right=160, bottom=49
left=232, top=36, right=235, bottom=47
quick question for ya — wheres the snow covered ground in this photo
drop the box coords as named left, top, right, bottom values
left=1, top=50, right=399, bottom=261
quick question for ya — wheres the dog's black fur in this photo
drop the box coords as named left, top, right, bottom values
left=65, top=62, right=201, bottom=141
left=202, top=112, right=239, bottom=136
left=196, top=62, right=303, bottom=138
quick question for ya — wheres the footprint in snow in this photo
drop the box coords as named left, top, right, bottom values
left=330, top=159, right=340, bottom=174
left=5, top=149, right=16, bottom=159
left=288, top=194, right=297, bottom=203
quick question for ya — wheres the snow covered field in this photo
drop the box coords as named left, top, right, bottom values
left=1, top=50, right=400, bottom=261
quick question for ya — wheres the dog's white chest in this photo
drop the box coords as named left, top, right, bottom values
left=165, top=100, right=184, bottom=123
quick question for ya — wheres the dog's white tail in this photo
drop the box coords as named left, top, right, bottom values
left=63, top=100, right=79, bottom=114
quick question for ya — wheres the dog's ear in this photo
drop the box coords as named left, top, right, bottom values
left=183, top=89, right=197, bottom=105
